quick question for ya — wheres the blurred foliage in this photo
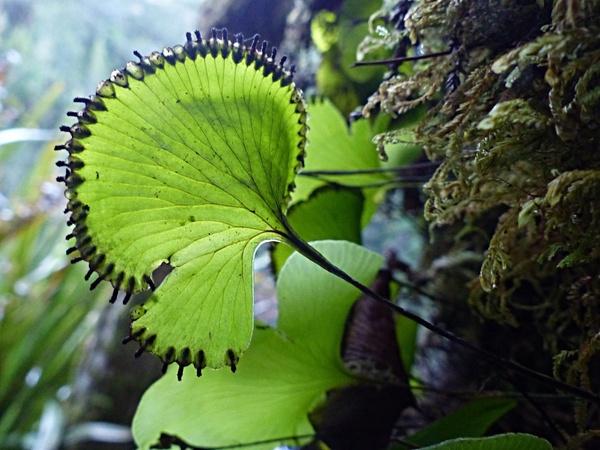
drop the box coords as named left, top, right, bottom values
left=310, top=0, right=390, bottom=115
left=274, top=96, right=423, bottom=272
left=0, top=1, right=200, bottom=447
left=0, top=118, right=109, bottom=448
left=395, top=398, right=517, bottom=449
left=0, top=12, right=107, bottom=438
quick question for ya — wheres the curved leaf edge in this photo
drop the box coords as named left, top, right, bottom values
left=55, top=29, right=308, bottom=374
left=417, top=433, right=552, bottom=450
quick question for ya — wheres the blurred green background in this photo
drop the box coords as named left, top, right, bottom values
left=0, top=1, right=201, bottom=448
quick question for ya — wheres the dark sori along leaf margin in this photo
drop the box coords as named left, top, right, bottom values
left=56, top=28, right=308, bottom=376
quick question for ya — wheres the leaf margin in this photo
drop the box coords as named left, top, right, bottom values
left=56, top=29, right=308, bottom=372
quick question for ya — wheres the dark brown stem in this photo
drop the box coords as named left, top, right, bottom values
left=351, top=50, right=452, bottom=68
left=282, top=229, right=600, bottom=404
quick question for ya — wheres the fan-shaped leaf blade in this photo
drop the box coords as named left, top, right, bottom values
left=58, top=31, right=306, bottom=371
left=132, top=241, right=384, bottom=449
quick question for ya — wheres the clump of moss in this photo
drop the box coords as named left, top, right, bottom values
left=361, top=0, right=600, bottom=442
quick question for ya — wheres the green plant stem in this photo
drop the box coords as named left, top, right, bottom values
left=282, top=228, right=600, bottom=404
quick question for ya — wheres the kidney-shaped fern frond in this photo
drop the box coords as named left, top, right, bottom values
left=56, top=29, right=307, bottom=376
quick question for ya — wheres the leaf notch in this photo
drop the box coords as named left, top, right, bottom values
left=56, top=29, right=308, bottom=374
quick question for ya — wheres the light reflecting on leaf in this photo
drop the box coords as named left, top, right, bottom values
left=58, top=31, right=306, bottom=370
left=132, top=241, right=384, bottom=449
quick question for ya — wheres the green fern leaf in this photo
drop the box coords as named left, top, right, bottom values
left=57, top=30, right=306, bottom=374
left=132, top=241, right=383, bottom=449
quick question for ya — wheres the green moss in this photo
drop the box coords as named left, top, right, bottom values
left=362, top=0, right=600, bottom=439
